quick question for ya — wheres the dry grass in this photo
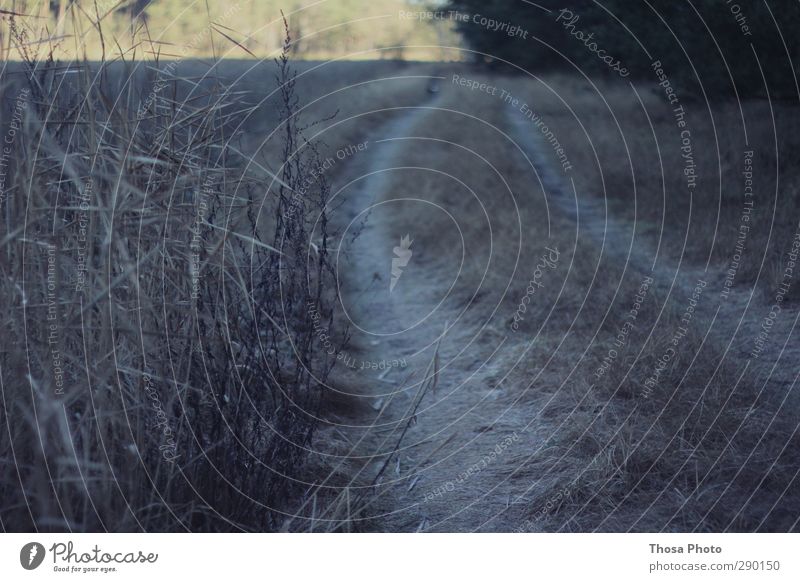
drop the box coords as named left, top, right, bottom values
left=3, top=11, right=797, bottom=532
left=0, top=12, right=431, bottom=532
left=507, top=72, right=800, bottom=295
left=487, top=72, right=800, bottom=532
left=356, top=68, right=800, bottom=531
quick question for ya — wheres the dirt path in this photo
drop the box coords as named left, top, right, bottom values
left=320, top=95, right=539, bottom=532
left=313, top=86, right=799, bottom=533
left=505, top=106, right=800, bottom=395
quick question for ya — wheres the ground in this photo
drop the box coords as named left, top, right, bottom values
left=270, top=67, right=800, bottom=532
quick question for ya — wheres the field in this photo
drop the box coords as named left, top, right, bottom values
left=1, top=12, right=800, bottom=534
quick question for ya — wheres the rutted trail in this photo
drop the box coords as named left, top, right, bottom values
left=313, top=77, right=800, bottom=533
left=324, top=92, right=545, bottom=532
left=506, top=105, right=800, bottom=394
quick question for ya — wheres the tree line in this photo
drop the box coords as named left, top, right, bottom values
left=446, top=0, right=800, bottom=99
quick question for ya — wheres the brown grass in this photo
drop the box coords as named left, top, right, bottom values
left=490, top=72, right=800, bottom=532
left=507, top=72, right=800, bottom=295
left=3, top=13, right=798, bottom=533
left=355, top=68, right=800, bottom=531
left=0, top=13, right=431, bottom=532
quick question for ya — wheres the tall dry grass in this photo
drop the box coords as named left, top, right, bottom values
left=0, top=15, right=346, bottom=532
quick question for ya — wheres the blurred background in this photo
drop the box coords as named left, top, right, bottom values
left=2, top=0, right=799, bottom=99
left=0, top=0, right=459, bottom=61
